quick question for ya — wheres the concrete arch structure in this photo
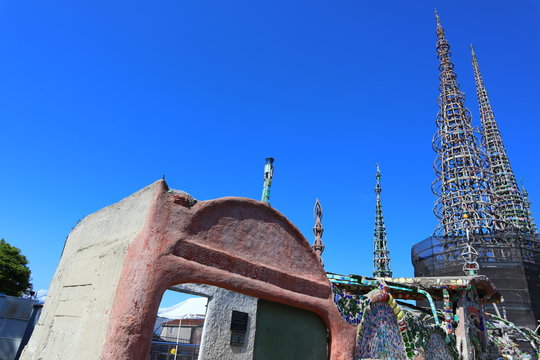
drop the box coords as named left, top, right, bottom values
left=21, top=180, right=356, bottom=360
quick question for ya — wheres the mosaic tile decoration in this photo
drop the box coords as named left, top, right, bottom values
left=332, top=284, right=369, bottom=325
left=356, top=301, right=407, bottom=360
left=424, top=332, right=454, bottom=360
left=332, top=281, right=460, bottom=360
left=401, top=310, right=459, bottom=360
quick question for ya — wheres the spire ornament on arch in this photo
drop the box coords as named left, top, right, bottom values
left=373, top=164, right=392, bottom=278
left=311, top=199, right=325, bottom=265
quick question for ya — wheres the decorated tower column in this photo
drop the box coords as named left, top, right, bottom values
left=373, top=164, right=392, bottom=278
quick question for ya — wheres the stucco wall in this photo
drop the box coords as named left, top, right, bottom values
left=20, top=182, right=158, bottom=360
left=174, top=283, right=258, bottom=360
left=20, top=181, right=354, bottom=360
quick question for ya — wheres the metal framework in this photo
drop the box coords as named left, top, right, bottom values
left=471, top=46, right=532, bottom=235
left=373, top=164, right=392, bottom=277
left=311, top=199, right=325, bottom=265
left=432, top=11, right=497, bottom=241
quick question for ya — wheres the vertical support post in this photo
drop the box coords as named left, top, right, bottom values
left=173, top=319, right=182, bottom=360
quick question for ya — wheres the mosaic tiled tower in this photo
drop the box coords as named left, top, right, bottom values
left=471, top=46, right=532, bottom=234
left=373, top=164, right=392, bottom=278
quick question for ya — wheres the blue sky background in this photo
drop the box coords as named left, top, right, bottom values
left=0, top=1, right=538, bottom=308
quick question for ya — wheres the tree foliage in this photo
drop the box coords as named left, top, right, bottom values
left=0, top=239, right=31, bottom=296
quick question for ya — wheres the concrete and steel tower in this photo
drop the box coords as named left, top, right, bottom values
left=471, top=46, right=532, bottom=234
left=373, top=164, right=392, bottom=278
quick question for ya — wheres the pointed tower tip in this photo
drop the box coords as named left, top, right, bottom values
left=434, top=9, right=441, bottom=26
left=470, top=44, right=476, bottom=56
left=314, top=198, right=323, bottom=220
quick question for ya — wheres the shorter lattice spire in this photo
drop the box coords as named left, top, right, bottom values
left=472, top=45, right=530, bottom=234
left=311, top=199, right=325, bottom=265
left=373, top=164, right=392, bottom=278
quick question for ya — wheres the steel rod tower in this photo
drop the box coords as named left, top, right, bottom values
left=373, top=164, right=392, bottom=278
left=432, top=11, right=497, bottom=240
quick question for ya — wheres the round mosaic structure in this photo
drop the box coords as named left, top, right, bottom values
left=356, top=301, right=407, bottom=360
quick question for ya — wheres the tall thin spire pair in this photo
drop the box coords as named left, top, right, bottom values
left=433, top=10, right=536, bottom=238
left=432, top=11, right=537, bottom=273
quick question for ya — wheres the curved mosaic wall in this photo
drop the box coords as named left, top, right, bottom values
left=356, top=301, right=407, bottom=360
left=424, top=332, right=453, bottom=360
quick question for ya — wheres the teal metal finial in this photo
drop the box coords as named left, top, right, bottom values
left=261, top=157, right=274, bottom=204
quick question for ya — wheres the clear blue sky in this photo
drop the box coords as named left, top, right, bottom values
left=0, top=1, right=539, bottom=307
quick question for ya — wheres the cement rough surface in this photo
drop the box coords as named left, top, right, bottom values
left=20, top=182, right=158, bottom=360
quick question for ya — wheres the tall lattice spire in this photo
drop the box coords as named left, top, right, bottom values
left=471, top=46, right=532, bottom=234
left=521, top=181, right=538, bottom=234
left=373, top=164, right=392, bottom=278
left=311, top=199, right=325, bottom=265
left=432, top=11, right=497, bottom=238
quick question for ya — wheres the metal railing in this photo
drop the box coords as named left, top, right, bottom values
left=149, top=337, right=199, bottom=360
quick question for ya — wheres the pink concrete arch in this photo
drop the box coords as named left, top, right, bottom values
left=102, top=180, right=356, bottom=360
